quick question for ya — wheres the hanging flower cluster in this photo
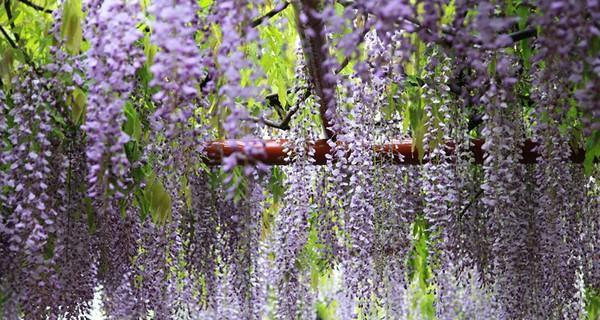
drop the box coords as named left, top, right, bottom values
left=274, top=143, right=315, bottom=318
left=148, top=0, right=203, bottom=138
left=83, top=0, right=144, bottom=203
left=0, top=73, right=61, bottom=318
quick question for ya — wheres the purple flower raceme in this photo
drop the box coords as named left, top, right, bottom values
left=582, top=170, right=600, bottom=290
left=0, top=6, right=94, bottom=316
left=0, top=73, right=62, bottom=318
left=200, top=1, right=270, bottom=197
left=184, top=166, right=267, bottom=317
left=435, top=263, right=500, bottom=320
left=533, top=136, right=584, bottom=319
left=148, top=0, right=203, bottom=139
left=186, top=170, right=219, bottom=299
left=53, top=130, right=98, bottom=317
left=337, top=79, right=378, bottom=318
left=371, top=165, right=414, bottom=318
left=530, top=75, right=587, bottom=319
left=421, top=54, right=459, bottom=257
left=83, top=0, right=144, bottom=203
left=481, top=78, right=536, bottom=319
left=81, top=2, right=148, bottom=316
left=274, top=130, right=316, bottom=319
left=97, top=207, right=143, bottom=318
left=209, top=0, right=261, bottom=137
left=534, top=0, right=600, bottom=136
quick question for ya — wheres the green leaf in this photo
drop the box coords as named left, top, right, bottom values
left=198, top=0, right=213, bottom=8
left=585, top=288, right=600, bottom=320
left=408, top=102, right=426, bottom=162
left=135, top=186, right=149, bottom=222
left=316, top=300, right=337, bottom=320
left=516, top=4, right=531, bottom=30
left=268, top=166, right=286, bottom=203
left=182, top=175, right=193, bottom=211
left=0, top=48, right=15, bottom=84
left=384, top=83, right=399, bottom=119
left=406, top=215, right=436, bottom=319
left=61, top=0, right=83, bottom=54
left=143, top=32, right=156, bottom=67
left=584, top=130, right=600, bottom=175
left=69, top=87, right=86, bottom=124
left=277, top=82, right=287, bottom=108
left=123, top=101, right=142, bottom=141
left=143, top=173, right=172, bottom=225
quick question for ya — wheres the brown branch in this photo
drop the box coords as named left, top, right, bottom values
left=250, top=1, right=290, bottom=28
left=294, top=0, right=337, bottom=140
left=265, top=92, right=285, bottom=119
left=15, top=0, right=53, bottom=13
left=244, top=107, right=297, bottom=130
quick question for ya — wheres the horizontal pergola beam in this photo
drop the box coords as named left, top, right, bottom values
left=204, top=139, right=586, bottom=165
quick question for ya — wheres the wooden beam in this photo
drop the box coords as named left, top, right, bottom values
left=203, top=139, right=587, bottom=165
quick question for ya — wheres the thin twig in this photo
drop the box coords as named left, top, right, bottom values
left=0, top=24, right=38, bottom=70
left=15, top=0, right=53, bottom=13
left=250, top=1, right=290, bottom=28
left=245, top=106, right=298, bottom=130
left=507, top=27, right=537, bottom=42
left=4, top=0, right=20, bottom=42
left=264, top=92, right=285, bottom=119
left=0, top=24, right=18, bottom=49
left=458, top=188, right=484, bottom=222
left=244, top=89, right=309, bottom=130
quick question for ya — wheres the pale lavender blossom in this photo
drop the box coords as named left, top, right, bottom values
left=83, top=0, right=144, bottom=202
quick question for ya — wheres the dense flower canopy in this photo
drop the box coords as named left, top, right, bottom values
left=0, top=0, right=599, bottom=319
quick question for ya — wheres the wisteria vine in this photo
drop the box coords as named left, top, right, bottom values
left=0, top=0, right=599, bottom=319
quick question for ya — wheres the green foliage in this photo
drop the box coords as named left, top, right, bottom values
left=584, top=131, right=600, bottom=176
left=68, top=87, right=86, bottom=125
left=316, top=300, right=337, bottom=320
left=60, top=0, right=83, bottom=54
left=407, top=92, right=426, bottom=162
left=586, top=288, right=600, bottom=320
left=255, top=4, right=297, bottom=111
left=383, top=82, right=400, bottom=120
left=267, top=166, right=286, bottom=203
left=0, top=47, right=15, bottom=84
left=399, top=35, right=428, bottom=162
left=141, top=173, right=172, bottom=225
left=123, top=101, right=142, bottom=142
left=142, top=30, right=155, bottom=62
left=407, top=216, right=436, bottom=319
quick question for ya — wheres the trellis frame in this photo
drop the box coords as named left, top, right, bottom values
left=204, top=139, right=587, bottom=165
